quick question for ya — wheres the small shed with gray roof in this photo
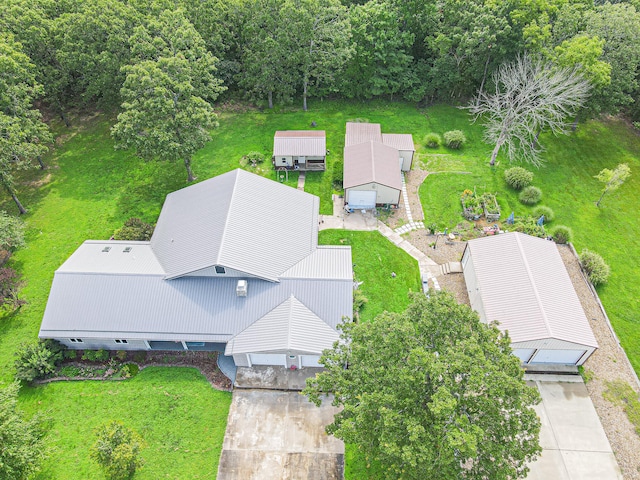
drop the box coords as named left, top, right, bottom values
left=39, top=169, right=352, bottom=370
left=273, top=130, right=326, bottom=171
left=462, top=232, right=598, bottom=366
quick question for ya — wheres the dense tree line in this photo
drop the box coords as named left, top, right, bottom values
left=3, top=0, right=640, bottom=116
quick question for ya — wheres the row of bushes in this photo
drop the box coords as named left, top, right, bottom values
left=425, top=130, right=467, bottom=149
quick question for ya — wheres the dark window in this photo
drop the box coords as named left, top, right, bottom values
left=114, top=339, right=128, bottom=344
left=102, top=247, right=111, bottom=253
left=123, top=247, right=132, bottom=253
left=70, top=338, right=83, bottom=343
left=214, top=265, right=226, bottom=274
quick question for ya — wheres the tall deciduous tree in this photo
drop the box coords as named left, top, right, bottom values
left=0, top=382, right=48, bottom=479
left=0, top=34, right=52, bottom=214
left=90, top=420, right=145, bottom=480
left=595, top=163, right=631, bottom=207
left=304, top=292, right=541, bottom=480
left=467, top=54, right=590, bottom=166
left=280, top=0, right=352, bottom=111
left=342, top=0, right=417, bottom=100
left=111, top=9, right=225, bottom=182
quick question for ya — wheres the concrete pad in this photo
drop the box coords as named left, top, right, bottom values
left=527, top=379, right=622, bottom=479
left=218, top=390, right=344, bottom=480
left=235, top=366, right=322, bottom=391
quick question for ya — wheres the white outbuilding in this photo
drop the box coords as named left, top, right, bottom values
left=462, top=232, right=598, bottom=366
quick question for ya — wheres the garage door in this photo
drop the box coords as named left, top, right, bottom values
left=249, top=353, right=286, bottom=366
left=530, top=349, right=586, bottom=365
left=300, top=355, right=323, bottom=368
left=513, top=348, right=535, bottom=363
left=348, top=190, right=376, bottom=209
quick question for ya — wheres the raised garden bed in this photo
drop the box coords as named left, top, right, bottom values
left=482, top=193, right=501, bottom=222
left=461, top=189, right=484, bottom=221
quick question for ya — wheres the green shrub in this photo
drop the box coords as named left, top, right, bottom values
left=116, top=350, right=128, bottom=361
left=14, top=341, right=64, bottom=382
left=443, top=130, right=466, bottom=149
left=512, top=217, right=546, bottom=238
left=353, top=289, right=368, bottom=315
left=242, top=151, right=265, bottom=167
left=424, top=133, right=442, bottom=148
left=519, top=186, right=542, bottom=205
left=64, top=349, right=78, bottom=360
left=59, top=365, right=81, bottom=377
left=120, top=363, right=139, bottom=378
left=579, top=249, right=611, bottom=286
left=552, top=225, right=573, bottom=244
left=532, top=205, right=555, bottom=223
left=113, top=218, right=155, bottom=241
left=91, top=421, right=145, bottom=480
left=82, top=349, right=110, bottom=362
left=504, top=167, right=534, bottom=190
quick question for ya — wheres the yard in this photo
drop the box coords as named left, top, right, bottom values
left=1, top=100, right=639, bottom=479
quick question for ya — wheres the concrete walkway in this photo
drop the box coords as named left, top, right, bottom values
left=526, top=376, right=622, bottom=480
left=394, top=173, right=425, bottom=234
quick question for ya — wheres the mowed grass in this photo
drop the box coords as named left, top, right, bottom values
left=418, top=106, right=640, bottom=374
left=19, top=367, right=231, bottom=479
left=318, top=230, right=420, bottom=322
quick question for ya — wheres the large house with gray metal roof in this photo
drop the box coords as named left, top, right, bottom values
left=39, top=169, right=353, bottom=369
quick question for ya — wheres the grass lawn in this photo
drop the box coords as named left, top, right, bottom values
left=418, top=105, right=640, bottom=374
left=2, top=99, right=640, bottom=480
left=318, top=230, right=420, bottom=322
left=19, top=367, right=231, bottom=479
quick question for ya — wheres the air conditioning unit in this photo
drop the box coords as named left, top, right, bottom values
left=236, top=280, right=248, bottom=297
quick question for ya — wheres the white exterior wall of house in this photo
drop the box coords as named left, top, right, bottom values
left=275, top=155, right=293, bottom=167
left=234, top=351, right=323, bottom=369
left=462, top=247, right=487, bottom=323
left=398, top=150, right=413, bottom=171
left=346, top=183, right=400, bottom=206
left=273, top=155, right=325, bottom=169
left=58, top=338, right=149, bottom=351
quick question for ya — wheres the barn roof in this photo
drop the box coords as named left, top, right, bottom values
left=382, top=133, right=415, bottom=151
left=465, top=232, right=598, bottom=348
left=345, top=122, right=382, bottom=147
left=343, top=141, right=402, bottom=191
left=273, top=130, right=326, bottom=157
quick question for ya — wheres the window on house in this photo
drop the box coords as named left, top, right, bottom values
left=69, top=338, right=83, bottom=343
left=102, top=247, right=111, bottom=253
left=114, top=339, right=128, bottom=344
left=123, top=247, right=132, bottom=253
left=215, top=265, right=226, bottom=274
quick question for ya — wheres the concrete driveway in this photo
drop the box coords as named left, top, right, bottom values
left=217, top=389, right=344, bottom=480
left=527, top=376, right=622, bottom=479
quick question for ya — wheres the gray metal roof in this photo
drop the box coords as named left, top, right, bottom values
left=343, top=141, right=402, bottom=190
left=345, top=122, right=382, bottom=147
left=150, top=169, right=319, bottom=281
left=382, top=133, right=415, bottom=152
left=466, top=232, right=598, bottom=348
left=281, top=246, right=352, bottom=280
left=273, top=131, right=326, bottom=157
left=58, top=241, right=164, bottom=275
left=39, top=274, right=353, bottom=343
left=224, top=295, right=339, bottom=355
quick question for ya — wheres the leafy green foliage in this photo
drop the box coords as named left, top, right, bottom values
left=90, top=420, right=145, bottom=480
left=519, top=185, right=542, bottom=205
left=305, top=293, right=541, bottom=479
left=512, top=217, right=546, bottom=238
left=579, top=249, right=611, bottom=286
left=241, top=151, right=265, bottom=168
left=113, top=217, right=155, bottom=241
left=82, top=349, right=110, bottom=362
left=14, top=340, right=64, bottom=382
left=0, top=211, right=26, bottom=252
left=504, top=166, right=534, bottom=190
left=352, top=289, right=368, bottom=318
left=443, top=130, right=466, bottom=149
left=551, top=225, right=573, bottom=244
left=0, top=267, right=25, bottom=309
left=111, top=9, right=225, bottom=182
left=595, top=163, right=631, bottom=207
left=0, top=383, right=48, bottom=479
left=424, top=132, right=442, bottom=148
left=532, top=205, right=555, bottom=223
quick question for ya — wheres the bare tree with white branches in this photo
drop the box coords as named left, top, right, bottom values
left=467, top=55, right=591, bottom=166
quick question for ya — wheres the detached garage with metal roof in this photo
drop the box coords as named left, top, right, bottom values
left=462, top=232, right=598, bottom=366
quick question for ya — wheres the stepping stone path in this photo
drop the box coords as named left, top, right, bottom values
left=395, top=173, right=425, bottom=234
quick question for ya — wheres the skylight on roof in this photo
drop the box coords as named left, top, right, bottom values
left=123, top=247, right=132, bottom=253
left=102, top=247, right=111, bottom=253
